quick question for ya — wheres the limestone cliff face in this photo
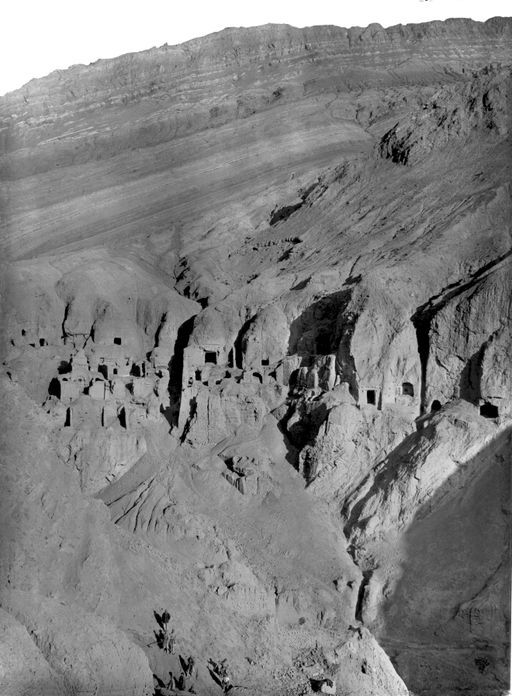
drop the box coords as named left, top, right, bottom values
left=415, top=259, right=512, bottom=416
left=0, top=17, right=511, bottom=696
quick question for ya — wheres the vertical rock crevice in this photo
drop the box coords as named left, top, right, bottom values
left=166, top=315, right=197, bottom=429
left=355, top=570, right=373, bottom=623
left=411, top=311, right=430, bottom=416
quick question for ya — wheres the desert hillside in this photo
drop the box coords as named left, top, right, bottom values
left=0, top=17, right=510, bottom=696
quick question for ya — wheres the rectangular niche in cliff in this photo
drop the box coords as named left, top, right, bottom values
left=204, top=351, right=217, bottom=364
left=113, top=337, right=122, bottom=345
left=195, top=370, right=202, bottom=381
left=39, top=338, right=47, bottom=347
left=480, top=402, right=499, bottom=419
left=64, top=407, right=72, bottom=427
left=402, top=382, right=414, bottom=397
left=118, top=407, right=127, bottom=428
left=366, top=389, right=376, bottom=405
left=98, top=364, right=108, bottom=379
left=262, top=358, right=270, bottom=366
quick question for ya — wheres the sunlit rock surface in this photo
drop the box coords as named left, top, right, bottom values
left=0, top=17, right=510, bottom=696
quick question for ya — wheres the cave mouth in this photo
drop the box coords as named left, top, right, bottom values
left=480, top=402, right=499, bottom=419
left=431, top=400, right=442, bottom=412
left=204, top=351, right=217, bottom=364
left=118, top=407, right=127, bottom=428
left=402, top=382, right=414, bottom=397
left=366, top=389, right=376, bottom=405
left=48, top=377, right=61, bottom=399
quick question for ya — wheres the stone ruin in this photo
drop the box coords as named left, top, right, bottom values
left=177, top=341, right=290, bottom=431
left=41, top=285, right=504, bottom=443
left=45, top=337, right=171, bottom=430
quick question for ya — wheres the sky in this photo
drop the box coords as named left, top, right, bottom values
left=1, top=0, right=511, bottom=95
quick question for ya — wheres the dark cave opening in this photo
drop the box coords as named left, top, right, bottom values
left=204, top=351, right=217, bottom=364
left=402, top=382, right=414, bottom=397
left=480, top=402, right=499, bottom=419
left=48, top=377, right=61, bottom=399
left=118, top=407, right=127, bottom=429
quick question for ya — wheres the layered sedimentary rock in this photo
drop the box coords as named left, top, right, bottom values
left=0, top=17, right=510, bottom=696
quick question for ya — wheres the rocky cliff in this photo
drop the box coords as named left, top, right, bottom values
left=0, top=17, right=510, bottom=696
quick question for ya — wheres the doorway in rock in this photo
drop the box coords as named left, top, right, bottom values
left=118, top=407, right=127, bottom=428
left=48, top=377, right=61, bottom=399
left=402, top=382, right=414, bottom=397
left=204, top=351, right=217, bottom=364
left=480, top=402, right=499, bottom=419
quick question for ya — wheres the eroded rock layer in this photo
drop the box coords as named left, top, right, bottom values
left=0, top=17, right=510, bottom=696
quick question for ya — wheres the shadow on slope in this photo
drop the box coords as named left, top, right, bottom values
left=380, top=425, right=511, bottom=696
